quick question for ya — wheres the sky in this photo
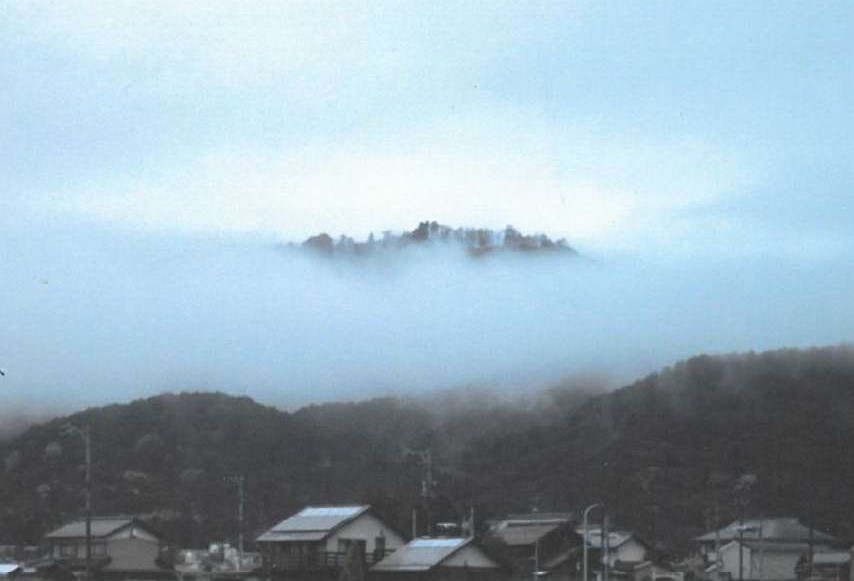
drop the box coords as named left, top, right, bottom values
left=2, top=1, right=854, bottom=414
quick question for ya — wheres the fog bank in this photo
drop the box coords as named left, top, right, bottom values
left=2, top=220, right=852, bottom=415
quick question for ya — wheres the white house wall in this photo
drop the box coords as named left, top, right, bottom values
left=325, top=513, right=406, bottom=554
left=719, top=542, right=802, bottom=581
left=607, top=539, right=648, bottom=566
left=749, top=552, right=799, bottom=581
left=104, top=538, right=160, bottom=571
left=720, top=542, right=751, bottom=580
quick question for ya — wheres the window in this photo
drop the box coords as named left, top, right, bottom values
left=60, top=543, right=78, bottom=557
left=91, top=543, right=107, bottom=556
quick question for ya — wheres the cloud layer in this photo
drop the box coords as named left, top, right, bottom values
left=2, top=1, right=854, bottom=413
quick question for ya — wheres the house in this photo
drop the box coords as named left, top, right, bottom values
left=40, top=516, right=172, bottom=580
left=256, top=505, right=406, bottom=581
left=575, top=527, right=650, bottom=572
left=370, top=537, right=506, bottom=581
left=481, top=513, right=580, bottom=581
left=710, top=541, right=824, bottom=581
left=694, top=518, right=837, bottom=581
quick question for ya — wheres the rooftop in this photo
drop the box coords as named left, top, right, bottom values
left=575, top=528, right=637, bottom=549
left=484, top=513, right=574, bottom=546
left=696, top=518, right=836, bottom=545
left=257, top=505, right=370, bottom=543
left=371, top=538, right=470, bottom=572
left=45, top=517, right=151, bottom=540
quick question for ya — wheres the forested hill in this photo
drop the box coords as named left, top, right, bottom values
left=296, top=221, right=578, bottom=257
left=460, top=346, right=854, bottom=552
left=0, top=386, right=596, bottom=548
left=2, top=346, right=854, bottom=555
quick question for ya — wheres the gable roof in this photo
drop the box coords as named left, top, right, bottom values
left=695, top=518, right=836, bottom=545
left=372, top=538, right=496, bottom=572
left=45, top=517, right=158, bottom=540
left=484, top=513, right=575, bottom=547
left=576, top=528, right=643, bottom=550
left=256, top=505, right=371, bottom=543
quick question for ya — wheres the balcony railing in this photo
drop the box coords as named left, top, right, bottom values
left=269, top=550, right=393, bottom=571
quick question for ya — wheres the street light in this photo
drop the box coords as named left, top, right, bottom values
left=62, top=424, right=92, bottom=581
left=583, top=504, right=605, bottom=581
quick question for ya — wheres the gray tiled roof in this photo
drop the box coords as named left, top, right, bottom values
left=576, top=528, right=636, bottom=549
left=45, top=517, right=137, bottom=539
left=695, top=518, right=836, bottom=544
left=372, top=538, right=469, bottom=572
left=485, top=522, right=565, bottom=546
left=256, top=506, right=369, bottom=543
left=484, top=513, right=573, bottom=547
left=739, top=541, right=818, bottom=553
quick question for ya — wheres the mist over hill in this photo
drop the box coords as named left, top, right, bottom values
left=2, top=345, right=854, bottom=554
left=4, top=213, right=854, bottom=415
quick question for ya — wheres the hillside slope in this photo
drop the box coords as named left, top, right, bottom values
left=459, top=346, right=854, bottom=551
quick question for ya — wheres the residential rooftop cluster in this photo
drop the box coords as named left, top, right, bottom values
left=1, top=508, right=849, bottom=581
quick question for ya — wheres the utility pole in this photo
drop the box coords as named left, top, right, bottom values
left=226, top=475, right=246, bottom=570
left=808, top=512, right=815, bottom=579
left=84, top=426, right=91, bottom=581
left=63, top=424, right=92, bottom=581
left=415, top=450, right=435, bottom=537
left=735, top=474, right=756, bottom=581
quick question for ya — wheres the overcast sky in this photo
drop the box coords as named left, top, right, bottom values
left=2, top=1, right=854, bottom=413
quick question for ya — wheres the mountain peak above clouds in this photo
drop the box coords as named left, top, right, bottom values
left=296, top=221, right=578, bottom=258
